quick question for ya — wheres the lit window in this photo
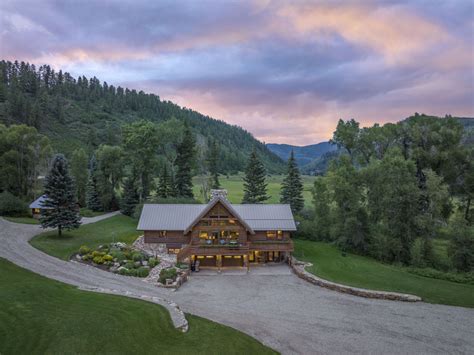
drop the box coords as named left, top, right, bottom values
left=199, top=231, right=208, bottom=239
left=277, top=230, right=283, bottom=239
left=266, top=231, right=276, bottom=239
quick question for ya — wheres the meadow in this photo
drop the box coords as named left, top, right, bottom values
left=193, top=174, right=317, bottom=205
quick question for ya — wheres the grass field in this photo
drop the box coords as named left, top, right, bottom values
left=3, top=216, right=39, bottom=224
left=294, top=240, right=474, bottom=308
left=193, top=174, right=317, bottom=205
left=30, top=215, right=140, bottom=260
left=0, top=258, right=276, bottom=355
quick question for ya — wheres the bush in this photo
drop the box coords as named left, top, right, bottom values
left=118, top=267, right=129, bottom=276
left=410, top=238, right=426, bottom=268
left=136, top=267, right=150, bottom=277
left=159, top=268, right=177, bottom=284
left=82, top=253, right=92, bottom=261
left=124, top=262, right=135, bottom=270
left=148, top=257, right=160, bottom=268
left=103, top=254, right=113, bottom=262
left=0, top=192, right=29, bottom=217
left=91, top=250, right=105, bottom=258
left=132, top=252, right=144, bottom=262
left=110, top=250, right=126, bottom=262
left=93, top=256, right=104, bottom=264
left=79, top=245, right=91, bottom=255
left=448, top=221, right=474, bottom=272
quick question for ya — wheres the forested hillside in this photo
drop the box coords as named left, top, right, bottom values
left=0, top=60, right=284, bottom=174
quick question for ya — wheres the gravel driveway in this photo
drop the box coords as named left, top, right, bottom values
left=1, top=215, right=473, bottom=354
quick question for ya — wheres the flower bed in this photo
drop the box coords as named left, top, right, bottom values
left=74, top=242, right=160, bottom=278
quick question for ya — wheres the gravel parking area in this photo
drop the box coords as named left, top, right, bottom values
left=1, top=215, right=473, bottom=354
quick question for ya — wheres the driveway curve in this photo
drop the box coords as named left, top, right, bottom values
left=1, top=215, right=473, bottom=354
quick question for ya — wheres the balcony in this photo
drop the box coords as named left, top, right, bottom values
left=249, top=239, right=294, bottom=252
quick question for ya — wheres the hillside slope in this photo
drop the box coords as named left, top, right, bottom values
left=0, top=60, right=284, bottom=174
left=266, top=141, right=336, bottom=166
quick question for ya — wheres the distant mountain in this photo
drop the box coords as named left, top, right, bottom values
left=266, top=142, right=337, bottom=166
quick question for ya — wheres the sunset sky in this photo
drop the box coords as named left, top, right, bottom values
left=1, top=0, right=473, bottom=145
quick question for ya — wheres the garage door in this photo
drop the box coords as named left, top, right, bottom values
left=222, top=255, right=243, bottom=267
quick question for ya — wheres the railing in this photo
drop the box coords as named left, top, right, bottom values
left=249, top=239, right=294, bottom=251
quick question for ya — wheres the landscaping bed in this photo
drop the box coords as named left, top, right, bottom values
left=73, top=242, right=160, bottom=278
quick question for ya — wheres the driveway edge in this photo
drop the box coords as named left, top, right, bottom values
left=290, top=257, right=422, bottom=302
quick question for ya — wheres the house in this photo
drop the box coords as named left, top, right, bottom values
left=29, top=195, right=52, bottom=219
left=137, top=190, right=296, bottom=270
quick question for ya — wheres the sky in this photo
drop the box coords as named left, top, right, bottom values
left=1, top=0, right=473, bottom=145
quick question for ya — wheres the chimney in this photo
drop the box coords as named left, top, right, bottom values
left=210, top=189, right=228, bottom=200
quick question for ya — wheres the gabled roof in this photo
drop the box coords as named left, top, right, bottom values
left=183, top=196, right=255, bottom=234
left=137, top=199, right=297, bottom=232
left=29, top=195, right=53, bottom=209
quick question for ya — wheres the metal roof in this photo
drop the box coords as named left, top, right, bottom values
left=137, top=202, right=297, bottom=231
left=29, top=195, right=53, bottom=209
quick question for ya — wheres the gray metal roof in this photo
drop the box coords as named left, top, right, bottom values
left=29, top=195, right=52, bottom=209
left=137, top=202, right=297, bottom=231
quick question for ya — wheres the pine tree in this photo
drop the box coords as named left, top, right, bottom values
left=280, top=150, right=304, bottom=213
left=207, top=139, right=221, bottom=189
left=40, top=154, right=81, bottom=236
left=175, top=124, right=196, bottom=198
left=242, top=150, right=268, bottom=203
left=121, top=176, right=138, bottom=216
left=86, top=156, right=102, bottom=211
left=157, top=164, right=172, bottom=198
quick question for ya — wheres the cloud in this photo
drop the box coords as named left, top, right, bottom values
left=0, top=0, right=472, bottom=145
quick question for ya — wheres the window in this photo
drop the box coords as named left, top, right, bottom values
left=266, top=230, right=283, bottom=239
left=199, top=231, right=208, bottom=239
left=266, top=231, right=276, bottom=239
left=158, top=231, right=167, bottom=237
left=168, top=248, right=180, bottom=254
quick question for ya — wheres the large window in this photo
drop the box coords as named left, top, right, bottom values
left=266, top=230, right=283, bottom=240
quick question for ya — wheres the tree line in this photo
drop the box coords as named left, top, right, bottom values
left=298, top=114, right=473, bottom=272
left=0, top=60, right=284, bottom=174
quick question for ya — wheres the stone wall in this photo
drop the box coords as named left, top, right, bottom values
left=289, top=257, right=422, bottom=302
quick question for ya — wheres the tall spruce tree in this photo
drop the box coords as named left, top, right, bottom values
left=121, top=175, right=138, bottom=216
left=280, top=150, right=304, bottom=213
left=207, top=139, right=221, bottom=189
left=175, top=123, right=196, bottom=198
left=40, top=154, right=81, bottom=236
left=157, top=164, right=172, bottom=198
left=86, top=155, right=102, bottom=211
left=242, top=150, right=268, bottom=203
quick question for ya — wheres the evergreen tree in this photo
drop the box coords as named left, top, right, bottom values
left=70, top=148, right=88, bottom=206
left=157, top=164, right=172, bottom=198
left=175, top=123, right=196, bottom=198
left=40, top=154, right=81, bottom=236
left=207, top=139, right=221, bottom=189
left=86, top=155, right=102, bottom=211
left=280, top=150, right=304, bottom=213
left=121, top=176, right=138, bottom=216
left=242, top=150, right=268, bottom=203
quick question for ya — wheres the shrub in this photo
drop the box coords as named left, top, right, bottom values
left=410, top=238, right=426, bottom=268
left=407, top=267, right=474, bottom=285
left=0, top=192, right=29, bottom=217
left=159, top=268, right=177, bottom=284
left=448, top=221, right=474, bottom=272
left=132, top=252, right=144, bottom=262
left=103, top=254, right=113, bottom=262
left=91, top=250, right=105, bottom=258
left=110, top=250, right=126, bottom=262
left=93, top=256, right=104, bottom=264
left=124, top=262, right=135, bottom=270
left=136, top=267, right=150, bottom=277
left=79, top=245, right=91, bottom=255
left=118, top=267, right=129, bottom=275
left=82, top=253, right=92, bottom=261
left=148, top=257, right=160, bottom=268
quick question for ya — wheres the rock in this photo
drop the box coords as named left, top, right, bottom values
left=76, top=254, right=82, bottom=260
left=114, top=262, right=120, bottom=267
left=117, top=266, right=127, bottom=272
left=134, top=261, right=141, bottom=267
left=142, top=260, right=148, bottom=266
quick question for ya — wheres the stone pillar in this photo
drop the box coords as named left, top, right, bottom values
left=243, top=254, right=249, bottom=273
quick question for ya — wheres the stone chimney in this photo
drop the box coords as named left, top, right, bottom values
left=210, top=189, right=228, bottom=200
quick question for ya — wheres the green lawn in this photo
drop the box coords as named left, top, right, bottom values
left=80, top=208, right=107, bottom=217
left=193, top=174, right=316, bottom=205
left=3, top=216, right=39, bottom=224
left=30, top=215, right=141, bottom=260
left=0, top=258, right=276, bottom=355
left=294, top=239, right=474, bottom=308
